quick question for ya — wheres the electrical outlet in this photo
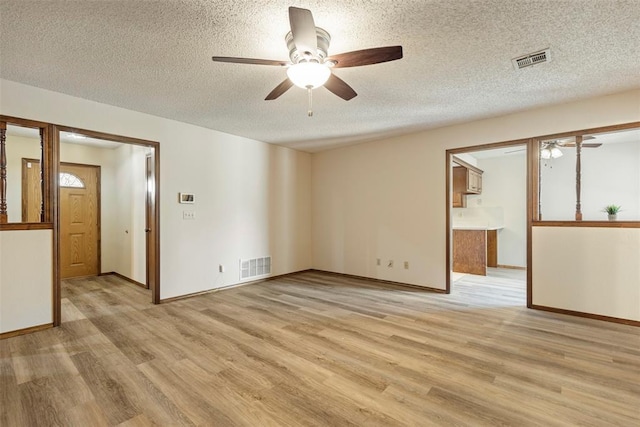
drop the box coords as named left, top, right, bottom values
left=388, top=260, right=393, bottom=268
left=404, top=261, right=409, bottom=269
left=376, top=258, right=381, bottom=266
left=183, top=211, right=195, bottom=220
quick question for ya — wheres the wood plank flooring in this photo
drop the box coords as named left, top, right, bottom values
left=1, top=270, right=639, bottom=426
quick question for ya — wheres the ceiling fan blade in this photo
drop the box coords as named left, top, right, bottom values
left=212, top=56, right=289, bottom=66
left=324, top=74, right=357, bottom=100
left=289, top=7, right=318, bottom=56
left=562, top=143, right=603, bottom=148
left=553, top=135, right=596, bottom=144
left=329, top=46, right=403, bottom=68
left=265, top=79, right=294, bottom=100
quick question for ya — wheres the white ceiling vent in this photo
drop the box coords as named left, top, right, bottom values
left=512, top=48, right=551, bottom=70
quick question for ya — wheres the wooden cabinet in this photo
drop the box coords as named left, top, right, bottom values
left=486, top=229, right=497, bottom=267
left=452, top=167, right=467, bottom=208
left=452, top=228, right=498, bottom=276
left=452, top=164, right=483, bottom=207
left=467, top=169, right=482, bottom=194
left=453, top=229, right=486, bottom=275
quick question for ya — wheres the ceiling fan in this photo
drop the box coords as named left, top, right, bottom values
left=212, top=6, right=403, bottom=116
left=540, top=136, right=602, bottom=159
left=505, top=136, right=602, bottom=158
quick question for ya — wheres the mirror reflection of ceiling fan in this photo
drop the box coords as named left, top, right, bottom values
left=505, top=136, right=602, bottom=158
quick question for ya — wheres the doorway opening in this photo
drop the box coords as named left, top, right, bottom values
left=53, top=127, right=159, bottom=326
left=446, top=142, right=530, bottom=306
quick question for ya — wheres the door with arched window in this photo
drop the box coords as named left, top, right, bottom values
left=59, top=164, right=100, bottom=279
left=22, top=161, right=100, bottom=278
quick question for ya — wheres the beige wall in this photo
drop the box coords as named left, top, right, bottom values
left=1, top=79, right=312, bottom=327
left=0, top=230, right=52, bottom=332
left=1, top=78, right=638, bottom=332
left=533, top=227, right=640, bottom=321
left=311, top=89, right=640, bottom=321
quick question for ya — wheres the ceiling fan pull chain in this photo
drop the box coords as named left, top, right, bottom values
left=307, top=86, right=313, bottom=117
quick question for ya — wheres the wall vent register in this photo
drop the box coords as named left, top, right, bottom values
left=240, top=256, right=271, bottom=280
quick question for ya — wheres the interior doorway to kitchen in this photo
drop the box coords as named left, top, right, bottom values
left=446, top=142, right=529, bottom=307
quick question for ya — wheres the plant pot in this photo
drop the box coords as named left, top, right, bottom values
left=608, top=214, right=617, bottom=221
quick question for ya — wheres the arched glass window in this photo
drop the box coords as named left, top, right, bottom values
left=59, top=172, right=85, bottom=188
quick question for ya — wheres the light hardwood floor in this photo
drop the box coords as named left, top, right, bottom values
left=1, top=271, right=639, bottom=426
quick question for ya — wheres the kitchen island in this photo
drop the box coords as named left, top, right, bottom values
left=452, top=226, right=502, bottom=276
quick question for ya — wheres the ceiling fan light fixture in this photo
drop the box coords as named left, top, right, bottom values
left=541, top=143, right=563, bottom=159
left=550, top=146, right=563, bottom=158
left=286, top=61, right=330, bottom=89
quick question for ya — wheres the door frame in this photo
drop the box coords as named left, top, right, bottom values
left=53, top=126, right=160, bottom=326
left=445, top=138, right=534, bottom=307
left=145, top=153, right=153, bottom=290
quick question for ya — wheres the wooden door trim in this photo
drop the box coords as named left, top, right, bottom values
left=531, top=121, right=640, bottom=146
left=0, top=116, right=54, bottom=229
left=52, top=125, right=160, bottom=326
left=152, top=147, right=160, bottom=304
left=59, top=162, right=101, bottom=280
left=445, top=139, right=530, bottom=296
left=445, top=120, right=640, bottom=318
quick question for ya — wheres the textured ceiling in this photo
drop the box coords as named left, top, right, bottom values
left=1, top=1, right=639, bottom=152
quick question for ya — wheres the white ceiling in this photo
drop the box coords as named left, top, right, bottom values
left=1, top=1, right=639, bottom=153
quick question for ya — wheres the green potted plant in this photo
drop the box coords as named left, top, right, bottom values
left=603, top=204, right=621, bottom=221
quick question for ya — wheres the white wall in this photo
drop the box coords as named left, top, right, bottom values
left=0, top=230, right=52, bottom=333
left=467, top=153, right=527, bottom=267
left=113, top=144, right=148, bottom=283
left=540, top=140, right=640, bottom=220
left=311, top=87, right=640, bottom=321
left=1, top=79, right=312, bottom=312
left=533, top=227, right=640, bottom=321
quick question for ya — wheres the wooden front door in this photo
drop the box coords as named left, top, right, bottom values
left=60, top=163, right=100, bottom=279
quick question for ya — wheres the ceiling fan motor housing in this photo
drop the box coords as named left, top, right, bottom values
left=286, top=27, right=331, bottom=63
